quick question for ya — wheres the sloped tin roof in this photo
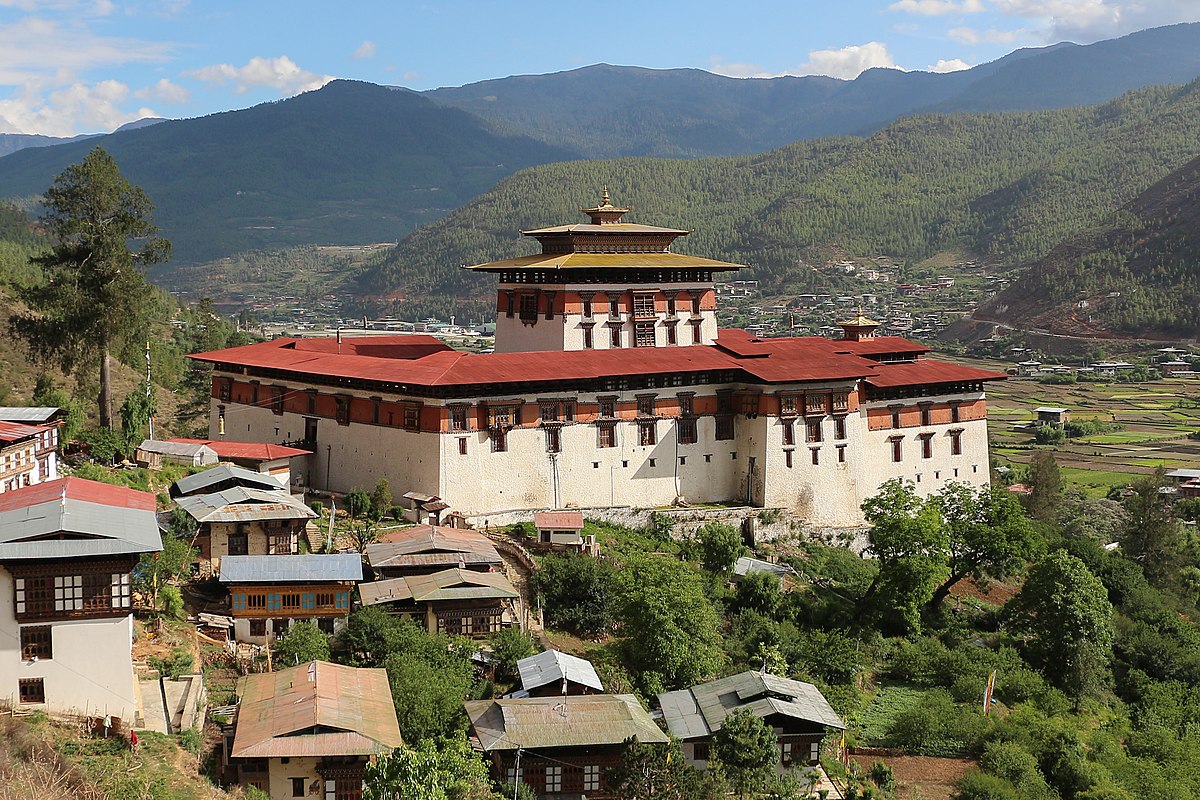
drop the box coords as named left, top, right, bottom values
left=517, top=649, right=604, bottom=694
left=175, top=486, right=316, bottom=523
left=465, top=694, right=667, bottom=751
left=173, top=463, right=286, bottom=496
left=219, top=554, right=363, bottom=584
left=0, top=477, right=162, bottom=560
left=658, top=671, right=844, bottom=741
left=232, top=660, right=401, bottom=758
left=359, top=567, right=517, bottom=606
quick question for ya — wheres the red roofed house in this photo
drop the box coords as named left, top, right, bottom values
left=0, top=421, right=58, bottom=493
left=167, top=438, right=311, bottom=490
left=0, top=478, right=162, bottom=725
left=190, top=192, right=1003, bottom=527
left=533, top=510, right=587, bottom=550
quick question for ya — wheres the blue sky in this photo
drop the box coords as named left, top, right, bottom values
left=1, top=0, right=1198, bottom=136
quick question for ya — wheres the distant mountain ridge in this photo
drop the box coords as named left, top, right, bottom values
left=2, top=24, right=1200, bottom=271
left=424, top=23, right=1200, bottom=157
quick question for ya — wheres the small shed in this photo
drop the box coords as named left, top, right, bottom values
left=1034, top=407, right=1070, bottom=427
left=136, top=439, right=218, bottom=469
left=514, top=649, right=604, bottom=698
left=533, top=510, right=585, bottom=547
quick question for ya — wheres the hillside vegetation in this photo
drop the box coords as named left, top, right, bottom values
left=361, top=81, right=1200, bottom=300
left=982, top=152, right=1200, bottom=338
left=0, top=81, right=571, bottom=266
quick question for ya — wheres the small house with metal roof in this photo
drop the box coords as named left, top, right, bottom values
left=176, top=487, right=316, bottom=572
left=0, top=477, right=162, bottom=726
left=532, top=511, right=587, bottom=550
left=514, top=649, right=603, bottom=697
left=135, top=438, right=218, bottom=469
left=225, top=660, right=401, bottom=798
left=359, top=567, right=519, bottom=639
left=219, top=555, right=362, bottom=645
left=171, top=463, right=288, bottom=498
left=0, top=420, right=57, bottom=492
left=464, top=694, right=667, bottom=799
left=658, top=670, right=844, bottom=772
left=364, top=525, right=502, bottom=578
left=166, top=438, right=310, bottom=489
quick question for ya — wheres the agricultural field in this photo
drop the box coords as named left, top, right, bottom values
left=962, top=357, right=1200, bottom=495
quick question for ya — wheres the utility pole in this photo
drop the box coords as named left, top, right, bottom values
left=145, top=340, right=154, bottom=441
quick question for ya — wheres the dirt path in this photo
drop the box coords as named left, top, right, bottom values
left=850, top=754, right=973, bottom=800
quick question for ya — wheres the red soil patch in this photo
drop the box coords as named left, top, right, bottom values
left=850, top=754, right=974, bottom=800
left=949, top=575, right=1022, bottom=606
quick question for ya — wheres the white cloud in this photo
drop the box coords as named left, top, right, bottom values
left=928, top=57, right=973, bottom=71
left=992, top=0, right=1200, bottom=42
left=185, top=55, right=334, bottom=96
left=135, top=77, right=189, bottom=104
left=796, top=42, right=900, bottom=79
left=710, top=42, right=902, bottom=81
left=0, top=79, right=156, bottom=136
left=949, top=25, right=1032, bottom=43
left=352, top=40, right=376, bottom=60
left=889, top=0, right=986, bottom=15
left=0, top=16, right=170, bottom=84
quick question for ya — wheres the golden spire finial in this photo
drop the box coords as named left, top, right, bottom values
left=601, top=185, right=611, bottom=206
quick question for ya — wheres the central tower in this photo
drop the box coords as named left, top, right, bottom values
left=466, top=189, right=742, bottom=353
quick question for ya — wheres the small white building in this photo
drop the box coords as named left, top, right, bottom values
left=0, top=477, right=162, bottom=725
left=532, top=511, right=586, bottom=548
left=136, top=439, right=218, bottom=469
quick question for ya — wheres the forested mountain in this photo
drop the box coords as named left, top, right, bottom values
left=424, top=23, right=1200, bottom=158
left=980, top=153, right=1200, bottom=338
left=0, top=81, right=572, bottom=265
left=360, top=81, right=1200, bottom=300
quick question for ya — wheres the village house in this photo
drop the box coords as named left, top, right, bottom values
left=174, top=486, right=316, bottom=572
left=135, top=439, right=218, bottom=470
left=364, top=525, right=502, bottom=579
left=658, top=671, right=844, bottom=773
left=1034, top=407, right=1070, bottom=428
left=170, top=463, right=289, bottom=498
left=0, top=409, right=62, bottom=482
left=513, top=649, right=604, bottom=697
left=0, top=477, right=161, bottom=724
left=358, top=567, right=520, bottom=638
left=190, top=192, right=1003, bottom=527
left=464, top=694, right=668, bottom=798
left=224, top=660, right=402, bottom=800
left=219, top=554, right=361, bottom=644
left=166, top=438, right=311, bottom=489
left=0, top=421, right=57, bottom=493
left=531, top=510, right=588, bottom=550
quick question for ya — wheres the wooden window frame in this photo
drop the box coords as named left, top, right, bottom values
left=638, top=421, right=657, bottom=447
left=597, top=422, right=617, bottom=449
left=678, top=417, right=697, bottom=445
left=19, top=678, right=44, bottom=704
left=20, top=626, right=52, bottom=660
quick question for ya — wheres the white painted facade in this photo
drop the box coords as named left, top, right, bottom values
left=0, top=567, right=139, bottom=721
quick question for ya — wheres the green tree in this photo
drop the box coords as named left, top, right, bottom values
left=733, top=571, right=782, bottom=616
left=31, top=377, right=86, bottom=445
left=133, top=511, right=195, bottom=609
left=364, top=737, right=494, bottom=800
left=489, top=628, right=537, bottom=683
left=119, top=388, right=156, bottom=457
left=1120, top=467, right=1186, bottom=585
left=1025, top=451, right=1062, bottom=523
left=10, top=147, right=169, bottom=428
left=696, top=521, right=746, bottom=574
left=369, top=478, right=393, bottom=523
left=607, top=738, right=711, bottom=800
left=711, top=708, right=778, bottom=798
left=532, top=553, right=616, bottom=636
left=1005, top=551, right=1114, bottom=703
left=928, top=483, right=1041, bottom=610
left=274, top=621, right=331, bottom=666
left=614, top=553, right=725, bottom=693
left=858, top=479, right=949, bottom=633
left=346, top=487, right=372, bottom=520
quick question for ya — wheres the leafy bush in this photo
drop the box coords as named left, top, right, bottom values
left=309, top=500, right=324, bottom=515
left=159, top=585, right=185, bottom=620
left=345, top=487, right=371, bottom=519
left=954, top=770, right=1019, bottom=800
left=274, top=621, right=331, bottom=666
left=177, top=726, right=203, bottom=756
left=148, top=647, right=194, bottom=679
left=696, top=521, right=745, bottom=573
left=489, top=628, right=537, bottom=683
left=533, top=553, right=616, bottom=636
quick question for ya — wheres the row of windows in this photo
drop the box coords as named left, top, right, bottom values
left=482, top=415, right=735, bottom=453
left=783, top=446, right=847, bottom=468
left=249, top=617, right=337, bottom=637
left=889, top=429, right=965, bottom=462
left=579, top=319, right=704, bottom=349
left=888, top=403, right=964, bottom=429
left=15, top=573, right=132, bottom=618
left=231, top=590, right=351, bottom=613
left=507, top=764, right=603, bottom=793
left=781, top=417, right=848, bottom=445
left=506, top=290, right=706, bottom=321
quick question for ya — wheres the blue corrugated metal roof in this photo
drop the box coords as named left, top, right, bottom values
left=219, top=554, right=363, bottom=583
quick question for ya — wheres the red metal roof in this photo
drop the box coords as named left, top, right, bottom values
left=0, top=420, right=47, bottom=443
left=534, top=511, right=585, bottom=530
left=864, top=360, right=1007, bottom=388
left=168, top=438, right=311, bottom=460
left=0, top=476, right=157, bottom=514
left=833, top=337, right=932, bottom=356
left=192, top=334, right=881, bottom=387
